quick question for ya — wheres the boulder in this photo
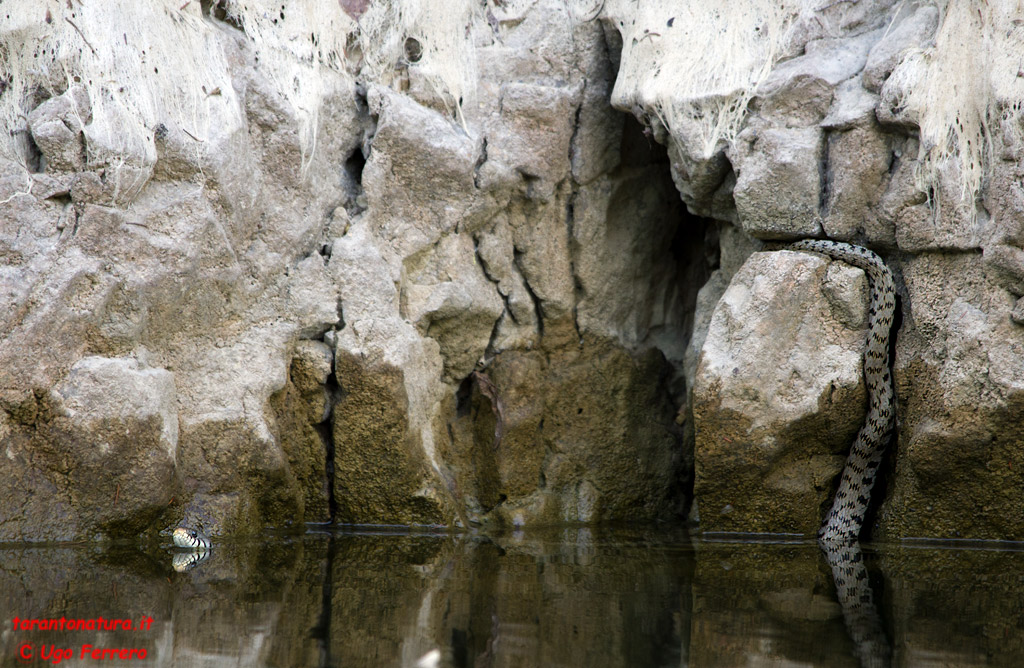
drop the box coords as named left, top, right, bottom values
left=693, top=250, right=870, bottom=534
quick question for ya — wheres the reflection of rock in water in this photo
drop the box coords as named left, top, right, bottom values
left=171, top=546, right=211, bottom=572
left=822, top=541, right=891, bottom=668
left=5, top=533, right=1024, bottom=664
left=689, top=538, right=854, bottom=667
left=328, top=528, right=690, bottom=667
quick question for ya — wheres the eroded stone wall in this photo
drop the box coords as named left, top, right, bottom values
left=606, top=1, right=1024, bottom=538
left=0, top=0, right=699, bottom=540
left=4, top=0, right=1022, bottom=542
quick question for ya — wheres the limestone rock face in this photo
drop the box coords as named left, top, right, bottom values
left=878, top=254, right=1024, bottom=540
left=332, top=352, right=445, bottom=525
left=267, top=340, right=335, bottom=525
left=862, top=4, right=941, bottom=93
left=613, top=1, right=1024, bottom=539
left=27, top=86, right=90, bottom=173
left=693, top=251, right=868, bottom=534
left=1, top=11, right=358, bottom=539
left=444, top=337, right=682, bottom=528
left=0, top=0, right=693, bottom=540
left=401, top=232, right=505, bottom=384
left=5, top=0, right=1023, bottom=543
left=730, top=127, right=825, bottom=239
left=0, top=356, right=177, bottom=540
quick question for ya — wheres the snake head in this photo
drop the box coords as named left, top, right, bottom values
left=172, top=526, right=210, bottom=550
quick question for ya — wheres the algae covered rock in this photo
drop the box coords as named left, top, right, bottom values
left=332, top=352, right=447, bottom=525
left=444, top=336, right=684, bottom=528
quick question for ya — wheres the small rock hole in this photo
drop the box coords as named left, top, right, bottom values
left=455, top=375, right=474, bottom=417
left=404, top=37, right=423, bottom=63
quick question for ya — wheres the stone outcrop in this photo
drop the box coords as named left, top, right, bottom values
left=444, top=336, right=682, bottom=528
left=268, top=340, right=335, bottom=525
left=0, top=0, right=695, bottom=540
left=609, top=1, right=1024, bottom=538
left=0, top=356, right=178, bottom=540
left=2, top=0, right=1024, bottom=542
left=878, top=252, right=1024, bottom=539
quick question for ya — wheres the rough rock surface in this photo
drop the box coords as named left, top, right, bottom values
left=611, top=1, right=1024, bottom=539
left=3, top=0, right=1024, bottom=542
left=693, top=251, right=868, bottom=534
left=267, top=340, right=335, bottom=525
left=731, top=127, right=825, bottom=239
left=0, top=0, right=696, bottom=540
left=877, top=253, right=1024, bottom=539
left=0, top=356, right=178, bottom=540
left=444, top=336, right=682, bottom=528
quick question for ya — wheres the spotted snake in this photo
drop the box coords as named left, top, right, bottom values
left=789, top=240, right=897, bottom=543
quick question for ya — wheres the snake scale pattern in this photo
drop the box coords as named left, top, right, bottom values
left=789, top=239, right=897, bottom=543
left=171, top=527, right=212, bottom=572
left=822, top=540, right=891, bottom=667
left=172, top=526, right=211, bottom=550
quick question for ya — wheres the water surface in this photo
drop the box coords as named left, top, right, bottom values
left=2, top=527, right=1022, bottom=666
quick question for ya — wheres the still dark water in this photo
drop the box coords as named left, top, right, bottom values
left=1, top=526, right=1022, bottom=667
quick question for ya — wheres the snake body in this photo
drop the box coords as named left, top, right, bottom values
left=822, top=540, right=891, bottom=667
left=171, top=548, right=211, bottom=572
left=789, top=239, right=897, bottom=543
